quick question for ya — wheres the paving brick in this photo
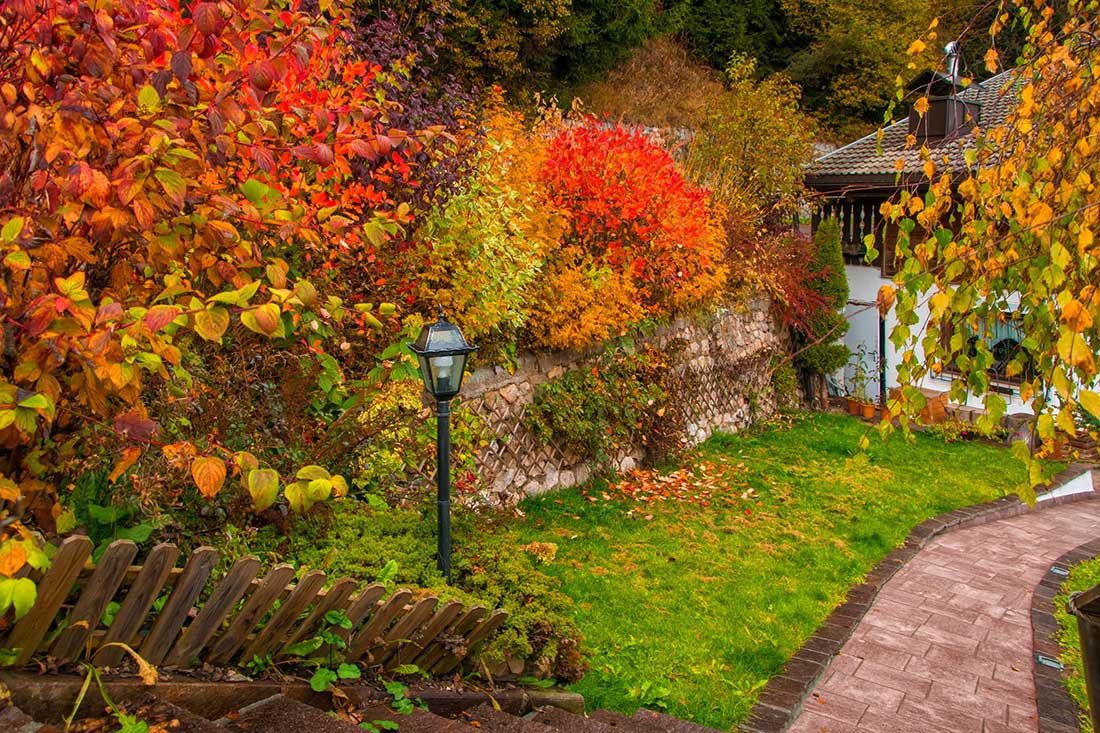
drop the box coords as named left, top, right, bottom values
left=788, top=710, right=861, bottom=733
left=903, top=654, right=980, bottom=692
left=912, top=622, right=982, bottom=653
left=799, top=691, right=868, bottom=725
left=925, top=679, right=1011, bottom=724
left=857, top=627, right=932, bottom=658
left=788, top=500, right=1100, bottom=733
left=817, top=674, right=904, bottom=711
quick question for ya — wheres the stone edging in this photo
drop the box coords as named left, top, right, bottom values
left=738, top=463, right=1099, bottom=733
left=1031, top=537, right=1100, bottom=732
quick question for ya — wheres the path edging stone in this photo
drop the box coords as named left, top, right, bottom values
left=1031, top=535, right=1100, bottom=733
left=738, top=462, right=1098, bottom=733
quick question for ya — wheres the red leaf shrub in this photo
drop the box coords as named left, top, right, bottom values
left=539, top=121, right=727, bottom=322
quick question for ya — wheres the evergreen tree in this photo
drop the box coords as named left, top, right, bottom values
left=794, top=217, right=850, bottom=376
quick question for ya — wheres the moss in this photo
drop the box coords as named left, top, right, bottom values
left=214, top=499, right=585, bottom=681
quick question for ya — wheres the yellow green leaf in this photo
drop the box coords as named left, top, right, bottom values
left=246, top=468, right=280, bottom=512
left=1080, top=391, right=1100, bottom=421
left=194, top=306, right=230, bottom=342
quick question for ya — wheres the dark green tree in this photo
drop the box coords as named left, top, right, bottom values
left=794, top=217, right=850, bottom=381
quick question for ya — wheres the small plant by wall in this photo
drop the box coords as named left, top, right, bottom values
left=524, top=344, right=672, bottom=469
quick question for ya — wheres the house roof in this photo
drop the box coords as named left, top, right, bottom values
left=806, top=70, right=1019, bottom=193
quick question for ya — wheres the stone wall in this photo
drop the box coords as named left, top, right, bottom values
left=460, top=296, right=795, bottom=505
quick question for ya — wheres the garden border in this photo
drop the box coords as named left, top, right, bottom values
left=738, top=462, right=1099, bottom=733
left=1030, top=536, right=1100, bottom=733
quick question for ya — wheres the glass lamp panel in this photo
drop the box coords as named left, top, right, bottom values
left=415, top=353, right=435, bottom=395
left=427, top=323, right=468, bottom=352
left=429, top=355, right=457, bottom=396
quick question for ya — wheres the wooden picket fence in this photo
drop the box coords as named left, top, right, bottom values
left=1, top=536, right=507, bottom=675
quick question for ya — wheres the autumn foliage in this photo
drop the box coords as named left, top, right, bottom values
left=0, top=0, right=780, bottom=611
left=882, top=0, right=1100, bottom=488
left=0, top=0, right=436, bottom=596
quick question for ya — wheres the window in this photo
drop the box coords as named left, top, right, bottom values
left=942, top=315, right=1033, bottom=388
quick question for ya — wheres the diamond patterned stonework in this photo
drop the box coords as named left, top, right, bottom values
left=460, top=297, right=795, bottom=505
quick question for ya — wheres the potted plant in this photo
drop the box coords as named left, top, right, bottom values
left=850, top=346, right=873, bottom=418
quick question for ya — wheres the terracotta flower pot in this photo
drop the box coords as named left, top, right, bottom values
left=846, top=397, right=860, bottom=415
left=861, top=402, right=876, bottom=419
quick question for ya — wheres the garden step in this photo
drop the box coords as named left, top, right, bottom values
left=632, top=708, right=723, bottom=732
left=529, top=705, right=615, bottom=732
left=456, top=703, right=558, bottom=731
left=123, top=694, right=226, bottom=733
left=588, top=709, right=667, bottom=731
left=0, top=701, right=56, bottom=733
left=220, top=694, right=360, bottom=733
left=356, top=702, right=471, bottom=732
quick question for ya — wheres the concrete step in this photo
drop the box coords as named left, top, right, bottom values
left=633, top=708, right=723, bottom=732
left=0, top=701, right=58, bottom=733
left=529, top=705, right=615, bottom=732
left=589, top=708, right=666, bottom=731
left=220, top=694, right=361, bottom=733
left=357, top=702, right=471, bottom=732
left=456, top=703, right=558, bottom=732
left=122, top=694, right=225, bottom=732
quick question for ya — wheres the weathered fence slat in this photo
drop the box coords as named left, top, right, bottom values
left=413, top=605, right=485, bottom=672
left=9, top=535, right=94, bottom=665
left=342, top=583, right=386, bottom=630
left=1, top=542, right=508, bottom=677
left=240, top=570, right=326, bottom=664
left=372, top=596, right=438, bottom=667
left=345, top=589, right=412, bottom=663
left=205, top=564, right=295, bottom=666
left=165, top=556, right=262, bottom=668
left=432, top=608, right=508, bottom=675
left=139, top=547, right=219, bottom=665
left=393, top=599, right=464, bottom=668
left=51, top=540, right=138, bottom=663
left=279, top=577, right=357, bottom=657
left=96, top=543, right=180, bottom=667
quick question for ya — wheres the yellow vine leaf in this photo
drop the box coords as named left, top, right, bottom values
left=1061, top=299, right=1094, bottom=331
left=0, top=542, right=28, bottom=578
left=1080, top=391, right=1100, bottom=421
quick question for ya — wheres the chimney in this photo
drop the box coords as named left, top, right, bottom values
left=945, top=41, right=961, bottom=85
left=907, top=40, right=981, bottom=141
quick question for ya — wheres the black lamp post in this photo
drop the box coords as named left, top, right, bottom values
left=409, top=308, right=476, bottom=584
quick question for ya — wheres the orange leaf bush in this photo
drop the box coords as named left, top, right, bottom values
left=534, top=120, right=728, bottom=348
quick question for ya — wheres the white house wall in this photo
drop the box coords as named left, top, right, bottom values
left=841, top=264, right=1032, bottom=415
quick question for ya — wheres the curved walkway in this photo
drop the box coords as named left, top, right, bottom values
left=789, top=497, right=1100, bottom=733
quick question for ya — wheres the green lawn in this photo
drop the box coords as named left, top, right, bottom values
left=513, top=412, right=1024, bottom=729
left=1055, top=556, right=1100, bottom=733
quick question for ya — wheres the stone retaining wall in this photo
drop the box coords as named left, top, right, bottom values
left=461, top=296, right=795, bottom=505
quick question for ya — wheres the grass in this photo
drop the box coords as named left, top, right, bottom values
left=511, top=412, right=1024, bottom=729
left=1055, top=556, right=1100, bottom=733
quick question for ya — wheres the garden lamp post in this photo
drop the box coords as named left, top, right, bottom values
left=409, top=308, right=476, bottom=584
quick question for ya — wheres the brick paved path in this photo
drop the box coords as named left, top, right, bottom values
left=789, top=499, right=1100, bottom=733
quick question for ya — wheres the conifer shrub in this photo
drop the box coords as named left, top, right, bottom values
left=793, top=217, right=850, bottom=375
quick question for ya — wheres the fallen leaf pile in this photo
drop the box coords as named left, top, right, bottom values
left=582, top=461, right=758, bottom=515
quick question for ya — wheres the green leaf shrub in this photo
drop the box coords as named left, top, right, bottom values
left=524, top=346, right=670, bottom=468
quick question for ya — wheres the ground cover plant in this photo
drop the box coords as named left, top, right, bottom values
left=1055, top=555, right=1100, bottom=732
left=508, top=412, right=1023, bottom=728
